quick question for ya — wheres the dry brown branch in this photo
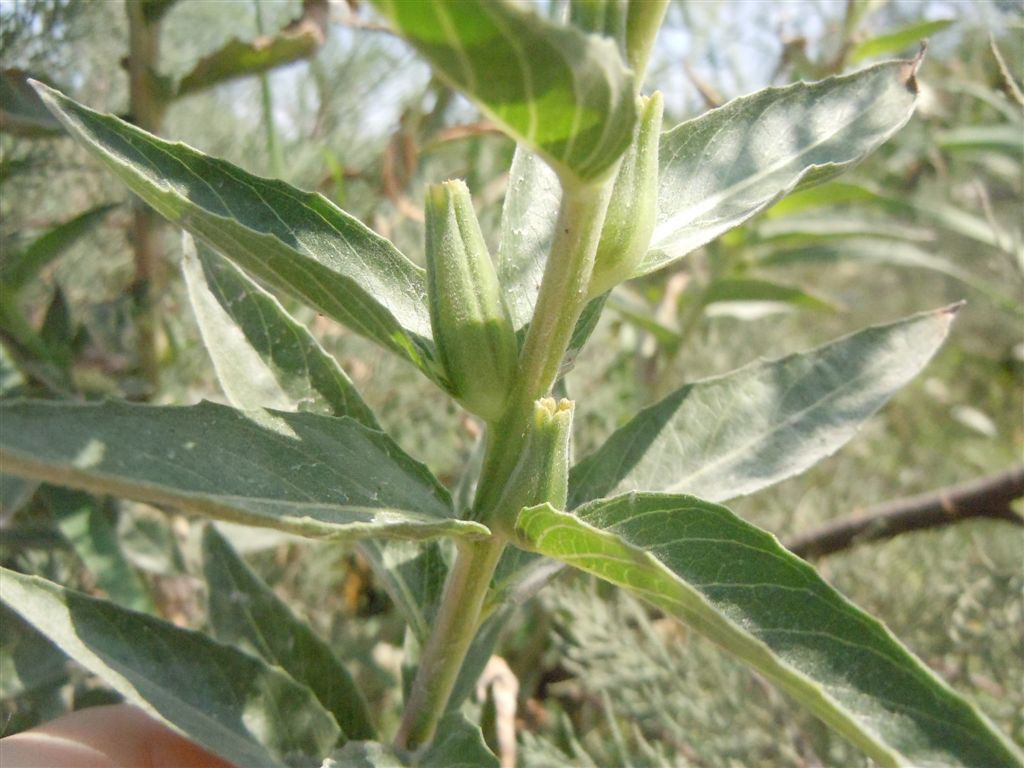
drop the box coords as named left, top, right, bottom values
left=785, top=466, right=1024, bottom=559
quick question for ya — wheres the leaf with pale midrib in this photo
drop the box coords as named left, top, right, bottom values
left=0, top=399, right=487, bottom=542
left=372, top=0, right=636, bottom=183
left=32, top=82, right=442, bottom=382
left=203, top=526, right=375, bottom=741
left=516, top=495, right=1023, bottom=768
left=182, top=235, right=380, bottom=429
left=569, top=306, right=956, bottom=508
left=644, top=59, right=921, bottom=275
left=1, top=568, right=340, bottom=768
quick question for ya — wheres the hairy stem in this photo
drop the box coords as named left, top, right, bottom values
left=475, top=182, right=614, bottom=522
left=395, top=183, right=614, bottom=752
left=394, top=538, right=504, bottom=752
left=126, top=1, right=166, bottom=390
left=253, top=0, right=284, bottom=178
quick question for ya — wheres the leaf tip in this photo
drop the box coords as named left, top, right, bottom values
left=26, top=77, right=58, bottom=104
left=899, top=42, right=928, bottom=94
left=940, top=299, right=966, bottom=318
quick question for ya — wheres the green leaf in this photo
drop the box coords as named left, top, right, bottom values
left=180, top=235, right=454, bottom=647
left=606, top=291, right=681, bottom=347
left=569, top=306, right=956, bottom=507
left=763, top=180, right=885, bottom=217
left=1, top=203, right=117, bottom=292
left=176, top=2, right=327, bottom=98
left=359, top=540, right=448, bottom=643
left=420, top=712, right=499, bottom=768
left=43, top=487, right=155, bottom=613
left=701, top=278, right=839, bottom=314
left=495, top=146, right=608, bottom=366
left=31, top=83, right=441, bottom=381
left=1, top=567, right=341, bottom=768
left=755, top=214, right=933, bottom=244
left=372, top=0, right=637, bottom=183
left=497, top=147, right=560, bottom=330
left=327, top=742, right=405, bottom=767
left=203, top=525, right=376, bottom=741
left=757, top=240, right=1018, bottom=312
left=0, top=283, right=71, bottom=389
left=515, top=495, right=1023, bottom=768
left=0, top=399, right=488, bottom=542
left=766, top=180, right=1021, bottom=258
left=936, top=125, right=1024, bottom=160
left=182, top=235, right=380, bottom=429
left=643, top=59, right=921, bottom=276
left=324, top=717, right=497, bottom=768
left=38, top=287, right=73, bottom=369
left=1, top=473, right=37, bottom=518
left=850, top=19, right=954, bottom=63
left=0, top=605, right=69, bottom=700
left=0, top=69, right=64, bottom=137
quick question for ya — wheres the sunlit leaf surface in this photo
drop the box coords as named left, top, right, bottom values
left=0, top=399, right=487, bottom=542
left=644, top=59, right=921, bottom=275
left=570, top=306, right=956, bottom=507
left=517, top=495, right=1023, bottom=768
left=1, top=568, right=341, bottom=768
left=372, top=0, right=636, bottom=183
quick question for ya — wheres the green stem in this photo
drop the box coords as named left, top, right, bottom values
left=126, top=0, right=166, bottom=392
left=253, top=0, right=284, bottom=178
left=475, top=182, right=614, bottom=522
left=394, top=183, right=614, bottom=753
left=394, top=537, right=504, bottom=752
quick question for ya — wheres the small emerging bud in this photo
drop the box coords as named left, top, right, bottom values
left=426, top=179, right=518, bottom=422
left=588, top=91, right=663, bottom=299
left=490, top=398, right=574, bottom=535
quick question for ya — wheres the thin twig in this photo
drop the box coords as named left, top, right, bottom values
left=990, top=34, right=1024, bottom=108
left=786, top=466, right=1024, bottom=559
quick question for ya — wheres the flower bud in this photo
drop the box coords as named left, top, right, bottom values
left=426, top=179, right=518, bottom=422
left=588, top=91, right=663, bottom=299
left=490, top=398, right=573, bottom=535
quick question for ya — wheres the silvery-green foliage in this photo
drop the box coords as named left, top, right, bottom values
left=0, top=2, right=1020, bottom=766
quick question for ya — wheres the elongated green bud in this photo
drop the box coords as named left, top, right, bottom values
left=426, top=179, right=518, bottom=422
left=587, top=91, right=663, bottom=299
left=488, top=398, right=573, bottom=535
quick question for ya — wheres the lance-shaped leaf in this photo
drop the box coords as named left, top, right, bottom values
left=1, top=568, right=341, bottom=768
left=570, top=306, right=957, bottom=508
left=43, top=487, right=155, bottom=613
left=419, top=712, right=499, bottom=768
left=701, top=277, right=839, bottom=315
left=516, top=495, right=1023, bottom=768
left=360, top=539, right=448, bottom=643
left=372, top=0, right=636, bottom=183
left=0, top=69, right=64, bottom=137
left=0, top=605, right=69, bottom=702
left=182, top=235, right=380, bottom=429
left=850, top=19, right=954, bottom=63
left=180, top=235, right=451, bottom=649
left=642, top=58, right=921, bottom=276
left=495, top=147, right=609, bottom=364
left=1, top=203, right=117, bottom=292
left=176, top=0, right=328, bottom=98
left=203, top=525, right=375, bottom=741
left=497, top=147, right=560, bottom=330
left=32, top=83, right=441, bottom=381
left=756, top=240, right=1018, bottom=313
left=0, top=399, right=487, bottom=542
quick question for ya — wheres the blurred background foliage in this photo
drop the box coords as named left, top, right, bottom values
left=1, top=0, right=1021, bottom=765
